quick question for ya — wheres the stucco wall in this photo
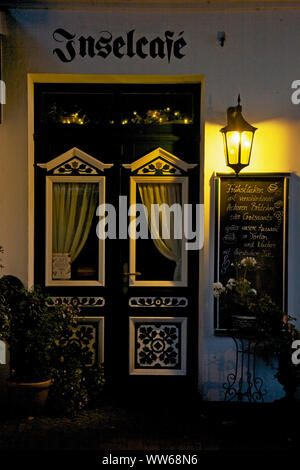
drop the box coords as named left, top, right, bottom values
left=1, top=7, right=300, bottom=401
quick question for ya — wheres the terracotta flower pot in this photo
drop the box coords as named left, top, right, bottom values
left=7, top=378, right=52, bottom=416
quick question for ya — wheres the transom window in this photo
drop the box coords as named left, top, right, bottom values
left=35, top=83, right=198, bottom=130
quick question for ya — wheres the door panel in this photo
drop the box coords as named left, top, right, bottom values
left=129, top=316, right=187, bottom=376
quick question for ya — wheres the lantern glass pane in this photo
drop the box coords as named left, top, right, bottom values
left=240, top=131, right=253, bottom=165
left=226, top=131, right=240, bottom=165
left=222, top=133, right=228, bottom=163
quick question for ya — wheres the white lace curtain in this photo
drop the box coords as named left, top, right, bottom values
left=138, top=183, right=182, bottom=281
left=52, top=182, right=98, bottom=263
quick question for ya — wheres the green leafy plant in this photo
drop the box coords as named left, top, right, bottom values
left=0, top=275, right=106, bottom=413
left=49, top=332, right=105, bottom=415
left=253, top=295, right=299, bottom=400
left=0, top=276, right=79, bottom=382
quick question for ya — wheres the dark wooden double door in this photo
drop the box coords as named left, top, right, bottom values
left=34, top=83, right=201, bottom=397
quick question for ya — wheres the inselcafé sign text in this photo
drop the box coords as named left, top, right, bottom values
left=52, top=29, right=187, bottom=63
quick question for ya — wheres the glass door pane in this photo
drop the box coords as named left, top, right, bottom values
left=129, top=176, right=188, bottom=287
left=46, top=176, right=105, bottom=286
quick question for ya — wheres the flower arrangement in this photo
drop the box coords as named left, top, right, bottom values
left=214, top=256, right=296, bottom=334
left=213, top=257, right=259, bottom=323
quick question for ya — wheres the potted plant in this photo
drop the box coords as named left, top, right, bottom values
left=0, top=275, right=78, bottom=415
left=213, top=257, right=299, bottom=399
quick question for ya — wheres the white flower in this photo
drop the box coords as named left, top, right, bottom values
left=213, top=282, right=223, bottom=289
left=240, top=257, right=257, bottom=267
left=226, top=278, right=236, bottom=290
left=213, top=282, right=225, bottom=298
left=250, top=288, right=257, bottom=295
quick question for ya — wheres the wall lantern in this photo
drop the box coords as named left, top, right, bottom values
left=220, top=95, right=257, bottom=175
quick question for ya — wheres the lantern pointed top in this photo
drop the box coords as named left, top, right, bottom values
left=221, top=96, right=257, bottom=134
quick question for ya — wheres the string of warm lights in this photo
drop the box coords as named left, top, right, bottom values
left=122, top=107, right=191, bottom=125
left=61, top=112, right=87, bottom=125
left=48, top=104, right=90, bottom=125
left=48, top=104, right=192, bottom=126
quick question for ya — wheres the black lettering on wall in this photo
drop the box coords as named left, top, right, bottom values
left=53, top=28, right=76, bottom=63
left=52, top=29, right=187, bottom=62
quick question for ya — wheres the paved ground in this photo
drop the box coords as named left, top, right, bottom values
left=0, top=393, right=299, bottom=464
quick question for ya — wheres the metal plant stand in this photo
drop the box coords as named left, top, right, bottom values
left=224, top=333, right=266, bottom=402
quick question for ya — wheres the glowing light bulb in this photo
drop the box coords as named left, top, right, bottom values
left=230, top=132, right=241, bottom=145
left=241, top=133, right=251, bottom=148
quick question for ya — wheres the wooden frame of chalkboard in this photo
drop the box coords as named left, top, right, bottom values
left=0, top=35, right=3, bottom=124
left=214, top=173, right=289, bottom=333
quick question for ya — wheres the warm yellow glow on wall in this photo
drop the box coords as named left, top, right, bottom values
left=205, top=122, right=229, bottom=177
left=247, top=119, right=299, bottom=174
left=205, top=119, right=300, bottom=177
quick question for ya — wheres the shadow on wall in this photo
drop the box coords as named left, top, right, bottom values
left=202, top=338, right=236, bottom=401
left=0, top=276, right=24, bottom=399
left=0, top=341, right=5, bottom=365
left=202, top=340, right=286, bottom=403
left=289, top=173, right=300, bottom=330
left=0, top=342, right=9, bottom=402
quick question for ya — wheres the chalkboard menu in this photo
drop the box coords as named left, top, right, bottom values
left=215, top=174, right=289, bottom=330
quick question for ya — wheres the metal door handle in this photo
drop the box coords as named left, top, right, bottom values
left=124, top=272, right=141, bottom=276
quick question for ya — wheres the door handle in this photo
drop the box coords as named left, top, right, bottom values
left=122, top=263, right=141, bottom=294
